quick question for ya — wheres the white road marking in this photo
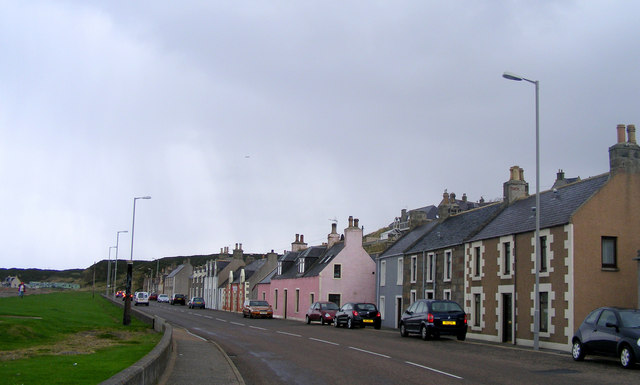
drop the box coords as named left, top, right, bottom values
left=250, top=326, right=267, bottom=330
left=405, top=361, right=463, bottom=380
left=230, top=322, right=245, bottom=326
left=348, top=346, right=390, bottom=358
left=309, top=337, right=339, bottom=346
left=186, top=330, right=207, bottom=341
left=216, top=318, right=228, bottom=322
left=277, top=331, right=301, bottom=337
left=204, top=315, right=212, bottom=319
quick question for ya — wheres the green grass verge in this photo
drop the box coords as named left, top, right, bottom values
left=0, top=291, right=161, bottom=385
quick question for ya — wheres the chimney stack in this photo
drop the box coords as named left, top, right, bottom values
left=609, top=124, right=640, bottom=175
left=503, top=165, right=529, bottom=204
left=344, top=215, right=363, bottom=248
left=328, top=222, right=340, bottom=248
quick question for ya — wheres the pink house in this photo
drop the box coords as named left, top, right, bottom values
left=268, top=216, right=376, bottom=321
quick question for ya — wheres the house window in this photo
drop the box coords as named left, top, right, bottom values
left=503, top=242, right=511, bottom=275
left=328, top=293, right=341, bottom=308
left=410, top=256, right=418, bottom=283
left=602, top=236, right=617, bottom=268
left=274, top=289, right=278, bottom=310
left=474, top=246, right=481, bottom=277
left=443, top=289, right=451, bottom=300
left=298, top=258, right=305, bottom=274
left=540, top=292, right=549, bottom=333
left=310, top=293, right=314, bottom=304
left=410, top=290, right=417, bottom=304
left=262, top=292, right=266, bottom=301
left=380, top=260, right=386, bottom=286
left=397, top=257, right=403, bottom=285
left=474, top=294, right=481, bottom=326
left=539, top=236, right=547, bottom=272
left=425, top=289, right=434, bottom=299
left=295, top=289, right=300, bottom=313
left=426, top=253, right=435, bottom=282
left=277, top=262, right=282, bottom=275
left=333, top=264, right=342, bottom=279
left=379, top=296, right=385, bottom=320
left=443, top=250, right=452, bottom=282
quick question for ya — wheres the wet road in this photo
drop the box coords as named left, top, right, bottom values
left=138, top=302, right=638, bottom=384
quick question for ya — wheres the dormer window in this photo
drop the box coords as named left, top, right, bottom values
left=298, top=258, right=305, bottom=274
left=277, top=261, right=282, bottom=275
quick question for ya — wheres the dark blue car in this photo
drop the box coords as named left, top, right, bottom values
left=572, top=307, right=640, bottom=368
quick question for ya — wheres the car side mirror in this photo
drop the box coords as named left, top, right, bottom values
left=405, top=310, right=413, bottom=315
left=605, top=322, right=619, bottom=331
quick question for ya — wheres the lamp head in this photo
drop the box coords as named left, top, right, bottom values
left=502, top=71, right=523, bottom=81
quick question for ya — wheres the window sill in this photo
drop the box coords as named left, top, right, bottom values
left=601, top=267, right=619, bottom=272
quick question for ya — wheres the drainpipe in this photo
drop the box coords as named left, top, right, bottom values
left=422, top=251, right=425, bottom=299
left=433, top=251, right=437, bottom=298
left=634, top=250, right=640, bottom=309
left=512, top=237, right=517, bottom=345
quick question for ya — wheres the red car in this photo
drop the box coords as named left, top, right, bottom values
left=306, top=301, right=340, bottom=325
left=148, top=293, right=158, bottom=301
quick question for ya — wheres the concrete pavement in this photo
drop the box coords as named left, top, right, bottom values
left=157, top=326, right=245, bottom=385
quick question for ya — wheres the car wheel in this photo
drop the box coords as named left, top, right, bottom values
left=572, top=339, right=585, bottom=361
left=456, top=333, right=466, bottom=341
left=620, top=345, right=635, bottom=369
left=374, top=323, right=381, bottom=330
left=321, top=318, right=325, bottom=326
left=347, top=318, right=353, bottom=329
left=306, top=316, right=311, bottom=324
left=421, top=325, right=430, bottom=341
left=400, top=323, right=408, bottom=337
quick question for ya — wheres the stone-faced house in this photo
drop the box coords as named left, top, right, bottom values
left=464, top=124, right=640, bottom=350
left=376, top=220, right=438, bottom=329
left=403, top=201, right=503, bottom=308
left=164, top=259, right=193, bottom=298
left=268, top=217, right=376, bottom=321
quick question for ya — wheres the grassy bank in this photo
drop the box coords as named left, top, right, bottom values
left=0, top=291, right=161, bottom=385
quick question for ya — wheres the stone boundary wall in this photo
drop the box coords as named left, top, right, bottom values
left=99, top=295, right=173, bottom=385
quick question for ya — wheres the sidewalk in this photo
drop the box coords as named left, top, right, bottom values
left=157, top=327, right=244, bottom=385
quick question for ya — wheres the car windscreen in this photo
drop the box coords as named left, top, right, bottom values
left=193, top=298, right=204, bottom=302
left=431, top=302, right=463, bottom=313
left=322, top=303, right=339, bottom=310
left=355, top=304, right=376, bottom=311
left=619, top=310, right=640, bottom=328
left=250, top=301, right=269, bottom=306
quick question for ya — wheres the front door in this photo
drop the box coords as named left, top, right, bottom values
left=396, top=297, right=403, bottom=329
left=502, top=293, right=512, bottom=343
left=284, top=289, right=288, bottom=319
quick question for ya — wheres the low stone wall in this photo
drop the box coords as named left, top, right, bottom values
left=99, top=295, right=173, bottom=385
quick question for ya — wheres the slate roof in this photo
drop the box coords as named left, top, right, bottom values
left=257, top=267, right=277, bottom=285
left=272, top=246, right=327, bottom=280
left=469, top=173, right=609, bottom=242
left=406, top=202, right=504, bottom=254
left=304, top=243, right=346, bottom=277
left=379, top=221, right=439, bottom=258
left=167, top=265, right=184, bottom=278
left=216, top=260, right=231, bottom=272
left=232, top=259, right=266, bottom=284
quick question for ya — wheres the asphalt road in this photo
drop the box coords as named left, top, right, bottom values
left=138, top=302, right=638, bottom=385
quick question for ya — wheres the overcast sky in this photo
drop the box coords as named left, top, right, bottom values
left=1, top=1, right=639, bottom=270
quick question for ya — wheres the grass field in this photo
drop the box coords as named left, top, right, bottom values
left=0, top=291, right=161, bottom=385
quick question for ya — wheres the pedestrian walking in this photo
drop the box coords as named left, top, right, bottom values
left=18, top=282, right=26, bottom=298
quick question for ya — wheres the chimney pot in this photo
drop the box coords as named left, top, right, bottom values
left=628, top=124, right=637, bottom=144
left=617, top=124, right=626, bottom=143
left=295, top=234, right=299, bottom=242
left=354, top=218, right=359, bottom=227
left=300, top=234, right=304, bottom=243
left=348, top=216, right=353, bottom=227
left=332, top=223, right=337, bottom=233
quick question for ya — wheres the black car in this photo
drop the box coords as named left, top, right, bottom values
left=399, top=299, right=467, bottom=341
left=170, top=294, right=186, bottom=305
left=572, top=307, right=640, bottom=368
left=334, top=303, right=381, bottom=329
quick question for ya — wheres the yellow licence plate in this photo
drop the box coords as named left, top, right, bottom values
left=363, top=319, right=373, bottom=323
left=442, top=320, right=456, bottom=326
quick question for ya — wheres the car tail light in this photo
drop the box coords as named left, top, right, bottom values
left=352, top=310, right=359, bottom=317
left=464, top=314, right=468, bottom=325
left=376, top=312, right=381, bottom=318
left=427, top=313, right=434, bottom=323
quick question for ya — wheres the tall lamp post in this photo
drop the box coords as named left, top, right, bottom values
left=503, top=71, right=540, bottom=350
left=106, top=246, right=116, bottom=296
left=123, top=196, right=151, bottom=325
left=113, top=230, right=128, bottom=297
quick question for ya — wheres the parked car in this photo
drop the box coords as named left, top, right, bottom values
left=334, top=303, right=381, bottom=329
left=170, top=294, right=186, bottom=305
left=399, top=299, right=467, bottom=341
left=134, top=291, right=149, bottom=306
left=188, top=297, right=205, bottom=309
left=148, top=293, right=158, bottom=301
left=242, top=300, right=273, bottom=319
left=572, top=307, right=640, bottom=368
left=306, top=301, right=340, bottom=325
left=157, top=294, right=170, bottom=303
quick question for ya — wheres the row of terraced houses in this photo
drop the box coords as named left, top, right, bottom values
left=162, top=125, right=639, bottom=351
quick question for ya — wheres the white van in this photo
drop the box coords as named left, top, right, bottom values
left=134, top=291, right=149, bottom=306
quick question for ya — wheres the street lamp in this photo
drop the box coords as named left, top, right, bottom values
left=113, top=230, right=128, bottom=297
left=123, top=196, right=151, bottom=325
left=106, top=246, right=116, bottom=296
left=503, top=71, right=541, bottom=350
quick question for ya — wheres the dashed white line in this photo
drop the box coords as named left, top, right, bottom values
left=277, top=331, right=301, bottom=337
left=309, top=337, right=339, bottom=346
left=216, top=318, right=228, bottom=322
left=348, top=346, right=390, bottom=358
left=230, top=322, right=245, bottom=326
left=250, top=326, right=267, bottom=330
left=204, top=315, right=212, bottom=319
left=405, top=361, right=463, bottom=380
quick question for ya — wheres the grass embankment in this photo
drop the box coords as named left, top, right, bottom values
left=0, top=291, right=161, bottom=385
